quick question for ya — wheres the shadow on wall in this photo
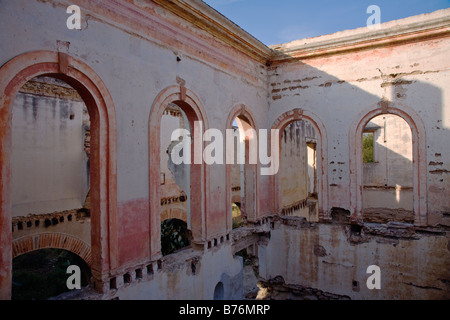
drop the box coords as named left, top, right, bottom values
left=265, top=56, right=450, bottom=298
left=269, top=55, right=445, bottom=225
left=279, top=119, right=319, bottom=221
left=12, top=248, right=91, bottom=300
left=362, top=114, right=414, bottom=223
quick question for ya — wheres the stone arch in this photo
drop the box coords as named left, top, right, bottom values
left=0, top=51, right=118, bottom=298
left=160, top=208, right=188, bottom=224
left=149, top=85, right=209, bottom=258
left=12, top=233, right=92, bottom=266
left=231, top=196, right=241, bottom=204
left=271, top=108, right=329, bottom=219
left=225, top=104, right=259, bottom=231
left=349, top=102, right=427, bottom=225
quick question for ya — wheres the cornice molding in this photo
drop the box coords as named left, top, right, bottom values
left=148, top=3, right=450, bottom=64
left=54, top=2, right=450, bottom=68
left=269, top=8, right=450, bottom=63
left=152, top=0, right=274, bottom=63
left=56, top=0, right=268, bottom=82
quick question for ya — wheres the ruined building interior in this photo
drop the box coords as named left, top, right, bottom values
left=0, top=0, right=449, bottom=300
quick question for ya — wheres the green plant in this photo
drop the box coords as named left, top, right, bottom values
left=161, top=219, right=191, bottom=256
left=363, top=132, right=374, bottom=163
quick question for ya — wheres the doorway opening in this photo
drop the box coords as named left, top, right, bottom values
left=361, top=114, right=414, bottom=223
left=280, top=120, right=319, bottom=221
left=160, top=103, right=193, bottom=255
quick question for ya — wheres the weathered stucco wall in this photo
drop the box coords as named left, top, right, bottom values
left=1, top=0, right=449, bottom=300
left=363, top=115, right=413, bottom=187
left=261, top=10, right=450, bottom=300
left=160, top=107, right=190, bottom=225
left=269, top=13, right=450, bottom=223
left=259, top=216, right=450, bottom=300
left=111, top=244, right=244, bottom=300
left=363, top=115, right=414, bottom=214
left=12, top=79, right=89, bottom=217
left=279, top=120, right=318, bottom=221
left=0, top=0, right=270, bottom=299
left=1, top=0, right=270, bottom=263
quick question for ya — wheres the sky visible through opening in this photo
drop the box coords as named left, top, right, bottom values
left=203, top=0, right=450, bottom=46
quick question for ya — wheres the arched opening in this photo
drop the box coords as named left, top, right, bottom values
left=279, top=119, right=320, bottom=222
left=10, top=75, right=92, bottom=296
left=271, top=109, right=328, bottom=221
left=230, top=116, right=257, bottom=226
left=213, top=281, right=224, bottom=300
left=232, top=202, right=243, bottom=229
left=0, top=52, right=118, bottom=299
left=230, top=121, right=244, bottom=229
left=226, top=106, right=258, bottom=233
left=350, top=104, right=426, bottom=225
left=361, top=114, right=414, bottom=223
left=149, top=85, right=208, bottom=257
left=12, top=248, right=91, bottom=300
left=11, top=76, right=91, bottom=218
left=161, top=219, right=191, bottom=256
left=160, top=103, right=191, bottom=255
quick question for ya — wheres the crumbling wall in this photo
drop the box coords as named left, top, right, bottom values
left=11, top=77, right=90, bottom=217
left=257, top=276, right=351, bottom=300
left=160, top=105, right=190, bottom=225
left=280, top=120, right=318, bottom=221
left=363, top=115, right=413, bottom=216
left=98, top=242, right=243, bottom=300
left=258, top=216, right=450, bottom=300
left=2, top=0, right=450, bottom=301
left=1, top=0, right=271, bottom=291
left=269, top=13, right=450, bottom=223
left=230, top=127, right=243, bottom=203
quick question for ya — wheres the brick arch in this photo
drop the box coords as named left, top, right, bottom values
left=271, top=108, right=329, bottom=219
left=225, top=104, right=259, bottom=132
left=161, top=208, right=188, bottom=224
left=12, top=233, right=92, bottom=266
left=149, top=85, right=209, bottom=259
left=231, top=195, right=241, bottom=204
left=349, top=102, right=427, bottom=225
left=225, top=104, right=259, bottom=232
left=0, top=51, right=118, bottom=299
